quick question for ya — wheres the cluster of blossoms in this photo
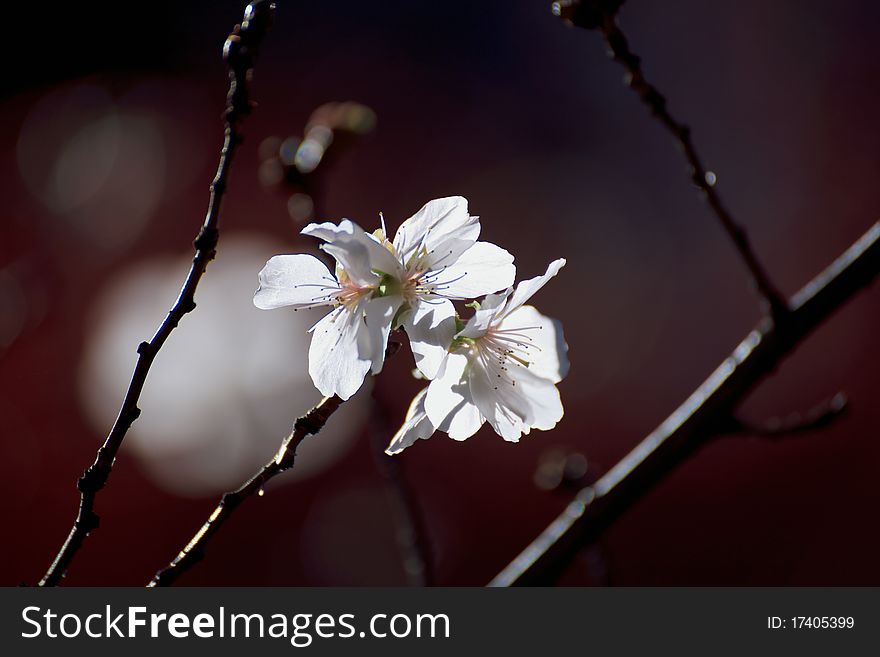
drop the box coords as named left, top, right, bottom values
left=254, top=196, right=568, bottom=454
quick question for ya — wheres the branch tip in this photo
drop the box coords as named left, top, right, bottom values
left=559, top=2, right=789, bottom=316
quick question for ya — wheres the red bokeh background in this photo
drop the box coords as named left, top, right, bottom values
left=1, top=0, right=878, bottom=585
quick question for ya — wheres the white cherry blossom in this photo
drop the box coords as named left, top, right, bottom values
left=254, top=197, right=517, bottom=403
left=387, top=259, right=568, bottom=453
left=375, top=196, right=516, bottom=379
left=254, top=219, right=401, bottom=400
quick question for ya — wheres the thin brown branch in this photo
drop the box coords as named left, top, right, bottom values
left=148, top=394, right=344, bottom=587
left=370, top=434, right=436, bottom=586
left=491, top=222, right=880, bottom=586
left=38, top=0, right=275, bottom=587
left=148, top=330, right=407, bottom=586
left=554, top=0, right=787, bottom=319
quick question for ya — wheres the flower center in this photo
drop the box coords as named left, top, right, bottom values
left=471, top=325, right=543, bottom=390
left=335, top=279, right=372, bottom=311
left=401, top=269, right=426, bottom=302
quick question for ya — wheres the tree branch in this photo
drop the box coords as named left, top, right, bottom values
left=148, top=330, right=407, bottom=586
left=369, top=331, right=435, bottom=586
left=38, top=0, right=274, bottom=587
left=490, top=222, right=880, bottom=586
left=369, top=386, right=435, bottom=586
left=148, top=394, right=343, bottom=587
left=553, top=0, right=787, bottom=318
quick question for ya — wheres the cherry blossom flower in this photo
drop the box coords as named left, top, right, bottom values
left=255, top=197, right=515, bottom=402
left=374, top=196, right=516, bottom=379
left=254, top=219, right=401, bottom=400
left=386, top=259, right=568, bottom=453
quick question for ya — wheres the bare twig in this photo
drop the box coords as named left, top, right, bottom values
left=39, top=0, right=275, bottom=587
left=491, top=222, right=880, bottom=586
left=148, top=394, right=343, bottom=587
left=553, top=0, right=787, bottom=318
left=149, top=330, right=407, bottom=586
left=370, top=432, right=436, bottom=586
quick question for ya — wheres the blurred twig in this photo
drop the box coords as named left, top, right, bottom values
left=148, top=394, right=343, bottom=587
left=370, top=350, right=436, bottom=586
left=370, top=427, right=436, bottom=586
left=38, top=0, right=274, bottom=587
left=259, top=102, right=377, bottom=223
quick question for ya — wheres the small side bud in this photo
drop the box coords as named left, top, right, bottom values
left=223, top=33, right=242, bottom=64
left=241, top=0, right=275, bottom=37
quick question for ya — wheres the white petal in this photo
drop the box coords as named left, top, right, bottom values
left=424, top=352, right=466, bottom=426
left=514, top=368, right=564, bottom=431
left=308, top=304, right=371, bottom=400
left=426, top=241, right=515, bottom=300
left=404, top=298, right=457, bottom=380
left=498, top=258, right=566, bottom=321
left=438, top=396, right=484, bottom=441
left=468, top=361, right=527, bottom=441
left=321, top=242, right=376, bottom=287
left=458, top=307, right=496, bottom=339
left=425, top=352, right=483, bottom=440
left=385, top=388, right=435, bottom=455
left=468, top=351, right=564, bottom=442
left=361, top=296, right=402, bottom=375
left=253, top=254, right=338, bottom=310
left=302, top=219, right=400, bottom=285
left=392, top=196, right=480, bottom=268
left=481, top=288, right=512, bottom=313
left=497, top=305, right=569, bottom=383
left=457, top=287, right=512, bottom=339
left=351, top=220, right=404, bottom=277
left=418, top=223, right=481, bottom=276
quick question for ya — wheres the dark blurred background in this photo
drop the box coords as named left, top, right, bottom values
left=1, top=0, right=878, bottom=586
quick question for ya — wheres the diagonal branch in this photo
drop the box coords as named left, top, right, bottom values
left=148, top=394, right=343, bottom=587
left=553, top=0, right=788, bottom=318
left=491, top=222, right=880, bottom=586
left=148, top=329, right=408, bottom=586
left=38, top=0, right=275, bottom=587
